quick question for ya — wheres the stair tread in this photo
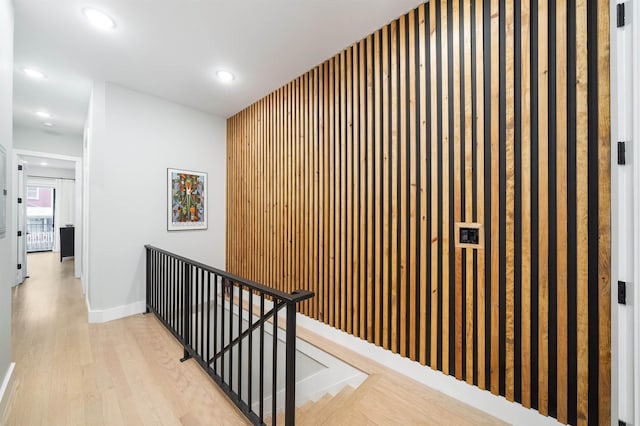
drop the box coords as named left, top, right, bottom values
left=297, top=393, right=331, bottom=418
left=297, top=384, right=358, bottom=425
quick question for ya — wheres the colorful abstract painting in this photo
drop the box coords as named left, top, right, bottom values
left=167, top=168, right=207, bottom=230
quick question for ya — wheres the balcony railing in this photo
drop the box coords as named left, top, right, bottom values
left=145, top=245, right=314, bottom=425
left=26, top=221, right=54, bottom=252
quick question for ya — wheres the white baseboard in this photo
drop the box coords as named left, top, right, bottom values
left=0, top=362, right=16, bottom=421
left=86, top=299, right=146, bottom=323
left=296, top=314, right=561, bottom=426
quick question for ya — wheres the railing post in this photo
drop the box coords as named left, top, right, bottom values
left=145, top=247, right=150, bottom=314
left=285, top=302, right=297, bottom=426
left=181, top=264, right=192, bottom=362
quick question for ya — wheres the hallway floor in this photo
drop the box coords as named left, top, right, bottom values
left=2, top=252, right=248, bottom=425
left=2, top=252, right=506, bottom=425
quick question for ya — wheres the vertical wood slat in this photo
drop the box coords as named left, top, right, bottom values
left=352, top=44, right=360, bottom=338
left=556, top=0, right=569, bottom=418
left=399, top=14, right=408, bottom=357
left=575, top=0, right=590, bottom=420
left=340, top=50, right=347, bottom=332
left=441, top=0, right=451, bottom=377
left=490, top=0, right=501, bottom=396
left=418, top=2, right=429, bottom=367
left=328, top=57, right=340, bottom=326
left=390, top=20, right=399, bottom=354
left=225, top=1, right=610, bottom=423
left=452, top=0, right=463, bottom=381
left=409, top=7, right=419, bottom=362
left=366, top=34, right=374, bottom=342
left=520, top=0, right=532, bottom=407
left=475, top=0, right=486, bottom=389
left=463, top=0, right=474, bottom=385
left=505, top=0, right=516, bottom=402
left=597, top=0, right=611, bottom=420
left=537, top=0, right=550, bottom=414
left=346, top=48, right=353, bottom=334
left=429, top=0, right=439, bottom=369
left=382, top=24, right=391, bottom=350
left=359, top=39, right=367, bottom=339
left=374, top=30, right=383, bottom=347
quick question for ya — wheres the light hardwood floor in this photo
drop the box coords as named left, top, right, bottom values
left=2, top=252, right=504, bottom=426
left=2, top=252, right=248, bottom=426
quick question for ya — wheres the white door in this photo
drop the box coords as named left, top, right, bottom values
left=16, top=162, right=27, bottom=284
left=612, top=0, right=639, bottom=423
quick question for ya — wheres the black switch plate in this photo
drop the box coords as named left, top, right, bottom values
left=618, top=281, right=626, bottom=305
left=460, top=227, right=480, bottom=245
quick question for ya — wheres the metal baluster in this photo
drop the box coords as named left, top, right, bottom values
left=176, top=261, right=180, bottom=338
left=206, top=272, right=211, bottom=369
left=238, top=284, right=243, bottom=403
left=285, top=302, right=297, bottom=426
left=248, top=289, right=253, bottom=413
left=260, top=294, right=265, bottom=423
left=154, top=251, right=158, bottom=313
left=195, top=267, right=200, bottom=357
left=181, top=263, right=191, bottom=362
left=171, top=258, right=176, bottom=329
left=213, top=274, right=219, bottom=375
left=229, top=281, right=234, bottom=392
left=161, top=254, right=166, bottom=320
left=200, top=268, right=205, bottom=358
left=145, top=248, right=150, bottom=313
left=221, top=277, right=225, bottom=382
left=272, top=301, right=278, bottom=426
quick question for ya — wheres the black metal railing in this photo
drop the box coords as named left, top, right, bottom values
left=145, top=245, right=314, bottom=426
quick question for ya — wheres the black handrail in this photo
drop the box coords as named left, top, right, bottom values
left=146, top=245, right=310, bottom=303
left=145, top=245, right=314, bottom=425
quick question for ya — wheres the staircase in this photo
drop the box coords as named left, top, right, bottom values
left=266, top=371, right=506, bottom=425
left=265, top=375, right=378, bottom=426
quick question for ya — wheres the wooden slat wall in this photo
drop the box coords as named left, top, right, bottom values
left=226, top=0, right=610, bottom=423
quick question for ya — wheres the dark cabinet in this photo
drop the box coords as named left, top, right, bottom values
left=60, top=226, right=74, bottom=262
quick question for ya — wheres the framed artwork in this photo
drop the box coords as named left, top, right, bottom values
left=167, top=168, right=208, bottom=231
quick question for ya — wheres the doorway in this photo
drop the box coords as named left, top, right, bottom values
left=12, top=149, right=83, bottom=287
left=25, top=185, right=55, bottom=252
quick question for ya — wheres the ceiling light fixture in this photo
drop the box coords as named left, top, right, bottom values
left=22, top=67, right=46, bottom=79
left=41, top=162, right=48, bottom=166
left=35, top=111, right=51, bottom=119
left=42, top=122, right=54, bottom=127
left=216, top=70, right=235, bottom=83
left=82, top=7, right=116, bottom=30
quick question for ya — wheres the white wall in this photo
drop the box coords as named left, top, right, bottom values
left=85, top=82, right=226, bottom=320
left=0, top=0, right=14, bottom=410
left=13, top=126, right=82, bottom=157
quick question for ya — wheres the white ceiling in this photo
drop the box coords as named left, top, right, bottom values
left=13, top=0, right=424, bottom=138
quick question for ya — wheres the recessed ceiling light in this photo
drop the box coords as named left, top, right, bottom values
left=216, top=70, right=235, bottom=83
left=41, top=162, right=48, bottom=166
left=22, top=67, right=46, bottom=79
left=35, top=111, right=51, bottom=119
left=82, top=7, right=116, bottom=30
left=23, top=160, right=29, bottom=164
left=42, top=122, right=54, bottom=127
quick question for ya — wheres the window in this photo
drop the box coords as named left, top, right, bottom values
left=27, top=186, right=40, bottom=200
